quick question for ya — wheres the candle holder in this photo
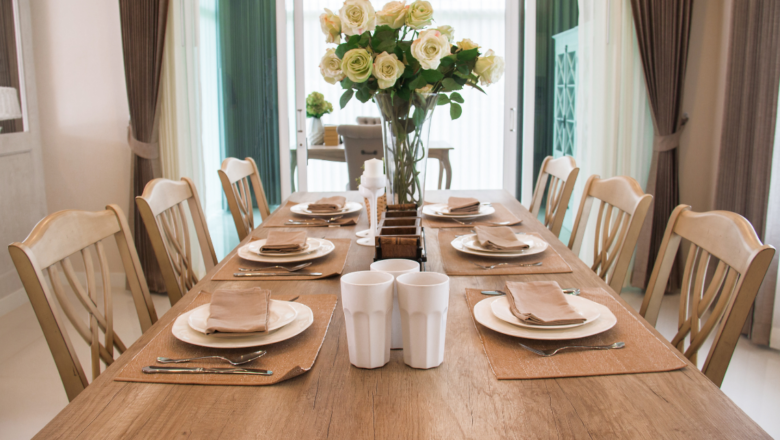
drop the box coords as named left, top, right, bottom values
left=357, top=175, right=385, bottom=247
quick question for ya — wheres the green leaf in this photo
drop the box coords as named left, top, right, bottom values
left=407, top=75, right=427, bottom=91
left=356, top=88, right=372, bottom=103
left=440, top=56, right=456, bottom=67
left=374, top=39, right=396, bottom=53
left=402, top=67, right=416, bottom=79
left=375, top=24, right=394, bottom=33
left=340, top=90, right=354, bottom=109
left=436, top=94, right=450, bottom=106
left=450, top=103, right=463, bottom=120
left=348, top=34, right=361, bottom=45
left=358, top=33, right=369, bottom=47
left=412, top=107, right=425, bottom=127
left=335, top=41, right=358, bottom=58
left=421, top=69, right=444, bottom=83
left=397, top=86, right=411, bottom=101
left=457, top=64, right=469, bottom=75
left=457, top=48, right=479, bottom=61
left=468, top=81, right=487, bottom=94
left=450, top=92, right=464, bottom=103
left=454, top=76, right=468, bottom=86
left=442, top=78, right=463, bottom=91
left=341, top=78, right=354, bottom=89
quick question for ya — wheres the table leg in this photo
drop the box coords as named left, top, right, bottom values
left=438, top=160, right=444, bottom=190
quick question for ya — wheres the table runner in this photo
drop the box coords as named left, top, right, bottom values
left=438, top=230, right=573, bottom=276
left=212, top=238, right=351, bottom=281
left=115, top=293, right=338, bottom=386
left=262, top=201, right=362, bottom=228
left=422, top=202, right=522, bottom=228
left=465, top=288, right=687, bottom=379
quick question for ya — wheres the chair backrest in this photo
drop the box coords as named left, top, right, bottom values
left=218, top=157, right=271, bottom=241
left=135, top=177, right=217, bottom=305
left=338, top=124, right=383, bottom=190
left=568, top=175, right=652, bottom=294
left=640, top=205, right=775, bottom=387
left=8, top=206, right=157, bottom=401
left=356, top=116, right=381, bottom=125
left=530, top=156, right=579, bottom=237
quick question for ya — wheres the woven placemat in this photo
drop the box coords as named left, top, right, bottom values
left=422, top=203, right=522, bottom=228
left=465, top=288, right=687, bottom=380
left=115, top=293, right=338, bottom=386
left=262, top=201, right=362, bottom=228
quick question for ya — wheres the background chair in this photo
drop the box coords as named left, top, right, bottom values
left=567, top=175, right=652, bottom=294
left=218, top=157, right=271, bottom=241
left=339, top=124, right=383, bottom=190
left=356, top=116, right=381, bottom=125
left=640, top=205, right=775, bottom=387
left=8, top=206, right=158, bottom=401
left=530, top=156, right=579, bottom=237
left=136, top=177, right=217, bottom=305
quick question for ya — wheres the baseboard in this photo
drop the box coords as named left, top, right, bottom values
left=0, top=287, right=28, bottom=317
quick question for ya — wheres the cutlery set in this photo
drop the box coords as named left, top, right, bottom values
left=147, top=350, right=274, bottom=376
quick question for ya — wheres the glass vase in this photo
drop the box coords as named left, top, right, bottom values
left=375, top=92, right=439, bottom=209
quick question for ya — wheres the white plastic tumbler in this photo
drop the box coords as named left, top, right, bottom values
left=340, top=271, right=395, bottom=369
left=396, top=272, right=450, bottom=369
left=370, top=259, right=421, bottom=349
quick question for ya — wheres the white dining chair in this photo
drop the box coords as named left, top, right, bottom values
left=218, top=157, right=271, bottom=241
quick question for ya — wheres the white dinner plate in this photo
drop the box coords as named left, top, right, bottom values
left=172, top=301, right=314, bottom=348
left=290, top=201, right=362, bottom=217
left=187, top=300, right=299, bottom=337
left=489, top=295, right=601, bottom=330
left=464, top=235, right=536, bottom=254
left=237, top=238, right=335, bottom=263
left=249, top=238, right=322, bottom=256
left=451, top=234, right=548, bottom=258
left=473, top=297, right=616, bottom=340
left=422, top=203, right=496, bottom=219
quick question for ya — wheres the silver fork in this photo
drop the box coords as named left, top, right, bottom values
left=481, top=288, right=580, bottom=296
left=287, top=215, right=343, bottom=224
left=473, top=262, right=542, bottom=269
left=239, top=262, right=312, bottom=272
left=451, top=218, right=513, bottom=226
left=518, top=342, right=626, bottom=357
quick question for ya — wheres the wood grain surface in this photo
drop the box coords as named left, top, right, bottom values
left=33, top=190, right=769, bottom=439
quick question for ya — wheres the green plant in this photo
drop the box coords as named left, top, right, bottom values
left=306, top=91, right=334, bottom=118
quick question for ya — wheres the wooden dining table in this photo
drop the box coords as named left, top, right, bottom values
left=34, top=190, right=769, bottom=439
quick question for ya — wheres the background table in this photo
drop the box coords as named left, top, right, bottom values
left=34, top=190, right=769, bottom=439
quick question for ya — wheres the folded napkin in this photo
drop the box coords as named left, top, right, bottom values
left=260, top=231, right=308, bottom=254
left=308, top=196, right=347, bottom=212
left=447, top=197, right=480, bottom=213
left=505, top=281, right=586, bottom=326
left=205, top=287, right=272, bottom=334
left=475, top=226, right=529, bottom=251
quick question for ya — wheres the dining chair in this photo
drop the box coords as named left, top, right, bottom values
left=339, top=124, right=383, bottom=190
left=530, top=156, right=579, bottom=237
left=356, top=116, right=381, bottom=125
left=8, top=206, right=158, bottom=401
left=568, top=175, right=652, bottom=294
left=136, top=177, right=217, bottom=305
left=218, top=157, right=271, bottom=241
left=640, top=205, right=775, bottom=387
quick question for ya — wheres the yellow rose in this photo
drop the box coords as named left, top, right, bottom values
left=406, top=0, right=433, bottom=30
left=411, top=29, right=450, bottom=70
left=457, top=38, right=479, bottom=51
left=373, top=52, right=405, bottom=89
left=319, top=8, right=341, bottom=44
left=474, top=49, right=505, bottom=86
left=319, top=48, right=346, bottom=84
left=376, top=1, right=408, bottom=29
left=339, top=0, right=376, bottom=36
left=436, top=25, right=454, bottom=43
left=341, top=48, right=373, bottom=83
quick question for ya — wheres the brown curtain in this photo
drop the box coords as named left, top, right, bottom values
left=629, top=0, right=694, bottom=290
left=715, top=0, right=780, bottom=346
left=119, top=0, right=170, bottom=292
left=0, top=0, right=23, bottom=133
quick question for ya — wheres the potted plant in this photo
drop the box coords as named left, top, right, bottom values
left=306, top=91, right=334, bottom=145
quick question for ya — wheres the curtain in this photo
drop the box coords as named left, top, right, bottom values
left=574, top=0, right=655, bottom=274
left=0, top=0, right=22, bottom=133
left=629, top=0, right=693, bottom=290
left=216, top=0, right=280, bottom=206
left=119, top=0, right=170, bottom=293
left=715, top=0, right=780, bottom=346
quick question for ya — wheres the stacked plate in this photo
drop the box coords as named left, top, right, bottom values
left=423, top=203, right=495, bottom=219
left=451, top=233, right=548, bottom=259
left=172, top=300, right=314, bottom=348
left=237, top=237, right=335, bottom=263
left=473, top=294, right=617, bottom=340
left=291, top=202, right=362, bottom=217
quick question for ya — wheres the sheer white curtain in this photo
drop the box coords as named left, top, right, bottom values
left=573, top=0, right=654, bottom=277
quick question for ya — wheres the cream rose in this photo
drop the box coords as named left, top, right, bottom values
left=376, top=1, right=408, bottom=29
left=373, top=52, right=405, bottom=89
left=410, top=29, right=450, bottom=70
left=319, top=8, right=341, bottom=44
left=436, top=25, right=454, bottom=43
left=457, top=38, right=479, bottom=51
left=339, top=0, right=376, bottom=36
left=406, top=0, right=433, bottom=29
left=319, top=48, right=346, bottom=84
left=474, top=49, right=505, bottom=86
left=341, top=48, right=373, bottom=83
left=416, top=84, right=433, bottom=93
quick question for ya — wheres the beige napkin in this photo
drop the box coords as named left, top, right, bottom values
left=308, top=196, right=347, bottom=212
left=505, top=281, right=586, bottom=326
left=205, top=287, right=272, bottom=334
left=447, top=197, right=480, bottom=213
left=475, top=226, right=529, bottom=251
left=260, top=230, right=308, bottom=254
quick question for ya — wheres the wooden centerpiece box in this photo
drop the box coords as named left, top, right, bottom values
left=374, top=203, right=427, bottom=266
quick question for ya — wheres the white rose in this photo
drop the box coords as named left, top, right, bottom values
left=410, top=29, right=450, bottom=70
left=339, top=0, right=376, bottom=36
left=416, top=84, right=433, bottom=93
left=376, top=1, right=408, bottom=29
left=341, top=48, right=374, bottom=83
left=474, top=49, right=505, bottom=86
left=319, top=8, right=341, bottom=44
left=457, top=38, right=479, bottom=51
left=373, top=52, right=405, bottom=89
left=406, top=0, right=433, bottom=29
left=436, top=25, right=454, bottom=43
left=319, top=48, right=346, bottom=84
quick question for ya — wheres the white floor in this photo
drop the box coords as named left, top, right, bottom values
left=1, top=286, right=779, bottom=439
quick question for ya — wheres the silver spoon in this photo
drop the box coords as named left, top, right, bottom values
left=239, top=262, right=312, bottom=272
left=481, top=288, right=580, bottom=296
left=157, top=350, right=266, bottom=366
left=518, top=342, right=625, bottom=357
left=473, top=262, right=542, bottom=269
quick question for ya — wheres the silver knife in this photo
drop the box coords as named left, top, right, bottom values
left=142, top=366, right=273, bottom=375
left=233, top=272, right=323, bottom=277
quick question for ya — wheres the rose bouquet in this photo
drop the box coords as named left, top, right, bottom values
left=318, top=0, right=505, bottom=206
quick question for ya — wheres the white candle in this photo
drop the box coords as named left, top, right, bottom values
left=364, top=158, right=384, bottom=177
